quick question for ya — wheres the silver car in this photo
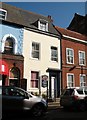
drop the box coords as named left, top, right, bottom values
left=1, top=86, right=48, bottom=117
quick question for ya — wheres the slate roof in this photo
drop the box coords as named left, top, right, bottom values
left=0, top=2, right=60, bottom=37
left=67, top=13, right=87, bottom=36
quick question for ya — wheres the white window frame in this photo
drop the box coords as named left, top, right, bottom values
left=0, top=8, right=7, bottom=20
left=79, top=50, right=86, bottom=66
left=66, top=48, right=74, bottom=64
left=38, top=19, right=48, bottom=32
left=31, top=42, right=40, bottom=60
left=67, top=73, right=74, bottom=88
left=80, top=74, right=86, bottom=87
left=51, top=46, right=58, bottom=62
left=31, top=71, right=39, bottom=88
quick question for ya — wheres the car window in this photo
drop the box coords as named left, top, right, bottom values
left=77, top=89, right=83, bottom=94
left=7, top=88, right=25, bottom=97
left=2, top=88, right=8, bottom=95
left=8, top=88, right=17, bottom=96
left=63, top=89, right=74, bottom=96
left=15, top=88, right=29, bottom=98
left=84, top=89, right=87, bottom=95
left=16, top=89, right=26, bottom=96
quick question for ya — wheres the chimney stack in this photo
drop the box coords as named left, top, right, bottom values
left=48, top=15, right=53, bottom=23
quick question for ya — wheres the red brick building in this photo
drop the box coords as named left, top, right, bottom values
left=56, top=26, right=87, bottom=89
left=0, top=53, right=24, bottom=87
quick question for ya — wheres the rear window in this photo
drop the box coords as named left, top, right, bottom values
left=77, top=89, right=83, bottom=94
left=84, top=89, right=87, bottom=95
left=63, top=89, right=74, bottom=96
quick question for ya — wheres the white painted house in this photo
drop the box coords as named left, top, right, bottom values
left=22, top=12, right=62, bottom=99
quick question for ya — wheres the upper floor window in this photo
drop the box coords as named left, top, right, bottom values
left=38, top=19, right=48, bottom=32
left=32, top=42, right=40, bottom=59
left=31, top=71, right=39, bottom=88
left=67, top=73, right=74, bottom=88
left=2, top=34, right=18, bottom=54
left=79, top=51, right=86, bottom=66
left=80, top=74, right=86, bottom=87
left=51, top=46, right=58, bottom=62
left=66, top=48, right=74, bottom=64
left=4, top=37, right=14, bottom=54
left=0, top=9, right=7, bottom=20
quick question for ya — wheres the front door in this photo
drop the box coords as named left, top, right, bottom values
left=49, top=71, right=60, bottom=99
left=51, top=76, right=57, bottom=99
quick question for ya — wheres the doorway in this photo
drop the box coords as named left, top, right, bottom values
left=1, top=74, right=7, bottom=86
left=49, top=71, right=60, bottom=99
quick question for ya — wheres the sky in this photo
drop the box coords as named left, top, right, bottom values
left=5, top=2, right=86, bottom=28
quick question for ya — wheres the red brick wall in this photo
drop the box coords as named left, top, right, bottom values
left=1, top=53, right=24, bottom=86
left=62, top=38, right=87, bottom=89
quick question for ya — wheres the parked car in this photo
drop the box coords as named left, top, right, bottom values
left=1, top=86, right=48, bottom=117
left=60, top=86, right=87, bottom=111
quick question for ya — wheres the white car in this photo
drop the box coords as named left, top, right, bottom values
left=60, top=86, right=87, bottom=111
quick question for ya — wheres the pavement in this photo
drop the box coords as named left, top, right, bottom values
left=47, top=98, right=60, bottom=110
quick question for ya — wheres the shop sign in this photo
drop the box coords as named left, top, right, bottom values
left=0, top=60, right=8, bottom=75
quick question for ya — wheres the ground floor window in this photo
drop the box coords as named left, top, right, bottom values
left=31, top=71, right=39, bottom=88
left=80, top=74, right=86, bottom=87
left=67, top=73, right=74, bottom=87
left=9, top=67, right=20, bottom=87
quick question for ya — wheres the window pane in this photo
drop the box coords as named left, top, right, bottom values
left=51, top=47, right=58, bottom=61
left=79, top=51, right=85, bottom=65
left=31, top=71, right=39, bottom=88
left=32, top=42, right=39, bottom=59
left=67, top=74, right=74, bottom=87
left=0, top=11, right=6, bottom=15
left=67, top=49, right=74, bottom=64
left=80, top=75, right=86, bottom=87
left=0, top=9, right=6, bottom=20
left=4, top=37, right=14, bottom=54
left=40, top=22, right=46, bottom=31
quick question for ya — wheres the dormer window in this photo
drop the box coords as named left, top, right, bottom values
left=38, top=19, right=48, bottom=32
left=0, top=9, right=7, bottom=20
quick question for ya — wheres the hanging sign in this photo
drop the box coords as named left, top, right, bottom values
left=42, top=75, right=48, bottom=88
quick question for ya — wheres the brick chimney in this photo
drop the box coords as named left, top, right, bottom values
left=48, top=15, right=53, bottom=23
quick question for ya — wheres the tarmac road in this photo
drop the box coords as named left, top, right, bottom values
left=2, top=106, right=87, bottom=120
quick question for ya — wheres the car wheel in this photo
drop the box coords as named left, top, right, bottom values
left=79, top=103, right=86, bottom=112
left=32, top=104, right=44, bottom=117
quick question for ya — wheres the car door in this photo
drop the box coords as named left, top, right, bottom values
left=8, top=87, right=26, bottom=110
left=60, top=89, right=74, bottom=106
left=2, top=87, right=24, bottom=111
left=2, top=87, right=10, bottom=110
